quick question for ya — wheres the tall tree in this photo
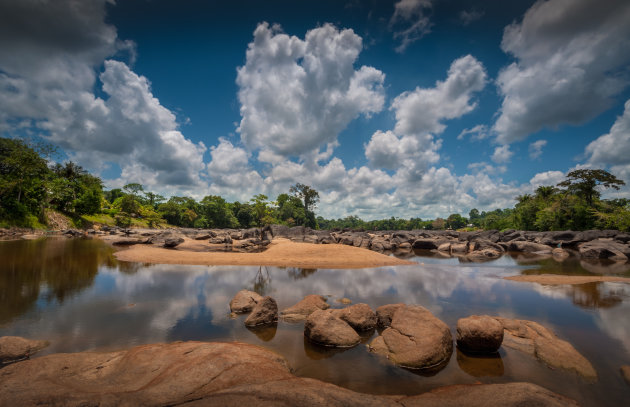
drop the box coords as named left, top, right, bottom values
left=557, top=169, right=625, bottom=207
left=289, top=183, right=319, bottom=213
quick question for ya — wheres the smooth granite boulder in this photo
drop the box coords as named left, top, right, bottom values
left=369, top=305, right=453, bottom=369
left=0, top=336, right=49, bottom=365
left=331, top=303, right=377, bottom=331
left=244, top=296, right=278, bottom=327
left=304, top=309, right=361, bottom=348
left=281, top=294, right=330, bottom=322
left=229, top=290, right=263, bottom=313
left=456, top=315, right=503, bottom=353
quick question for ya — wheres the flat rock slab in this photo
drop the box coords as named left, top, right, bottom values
left=281, top=294, right=330, bottom=322
left=0, top=341, right=579, bottom=407
left=369, top=305, right=453, bottom=370
left=399, top=382, right=579, bottom=407
left=495, top=317, right=597, bottom=380
left=230, top=290, right=263, bottom=313
left=0, top=336, right=49, bottom=365
left=304, top=309, right=361, bottom=347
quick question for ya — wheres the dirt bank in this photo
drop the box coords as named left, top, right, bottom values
left=113, top=238, right=415, bottom=269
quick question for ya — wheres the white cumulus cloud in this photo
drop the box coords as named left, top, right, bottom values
left=494, top=0, right=630, bottom=143
left=236, top=22, right=385, bottom=162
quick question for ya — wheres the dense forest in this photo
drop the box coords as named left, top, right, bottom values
left=1, top=137, right=629, bottom=231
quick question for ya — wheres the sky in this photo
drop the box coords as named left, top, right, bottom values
left=1, top=0, right=630, bottom=220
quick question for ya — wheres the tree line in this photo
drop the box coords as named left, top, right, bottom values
left=1, top=137, right=629, bottom=232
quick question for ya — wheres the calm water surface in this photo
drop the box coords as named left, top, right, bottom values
left=1, top=237, right=630, bottom=406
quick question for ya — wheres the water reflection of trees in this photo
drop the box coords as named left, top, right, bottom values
left=252, top=266, right=271, bottom=296
left=287, top=268, right=317, bottom=280
left=569, top=282, right=623, bottom=309
left=0, top=238, right=117, bottom=324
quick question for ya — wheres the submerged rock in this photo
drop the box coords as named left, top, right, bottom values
left=369, top=305, right=453, bottom=370
left=280, top=294, right=330, bottom=322
left=456, top=315, right=503, bottom=353
left=244, top=296, right=278, bottom=327
left=495, top=317, right=597, bottom=380
left=229, top=290, right=263, bottom=313
left=304, top=309, right=361, bottom=348
left=0, top=336, right=49, bottom=365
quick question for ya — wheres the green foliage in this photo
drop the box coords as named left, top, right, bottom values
left=557, top=169, right=625, bottom=207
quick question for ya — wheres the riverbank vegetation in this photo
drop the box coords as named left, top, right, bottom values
left=1, top=137, right=629, bottom=231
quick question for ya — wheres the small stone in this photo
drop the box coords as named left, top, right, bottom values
left=0, top=336, right=49, bottom=365
left=337, top=298, right=352, bottom=305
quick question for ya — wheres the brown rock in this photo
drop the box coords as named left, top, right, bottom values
left=508, top=241, right=552, bottom=253
left=244, top=296, right=278, bottom=327
left=401, top=382, right=579, bottom=407
left=331, top=303, right=377, bottom=331
left=552, top=247, right=570, bottom=260
left=369, top=305, right=453, bottom=369
left=578, top=239, right=630, bottom=261
left=375, top=303, right=405, bottom=327
left=0, top=336, right=49, bottom=365
left=495, top=317, right=597, bottom=380
left=229, top=289, right=263, bottom=313
left=304, top=309, right=361, bottom=348
left=280, top=294, right=330, bottom=322
left=456, top=315, right=503, bottom=353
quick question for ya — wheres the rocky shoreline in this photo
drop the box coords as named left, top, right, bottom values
left=38, top=225, right=630, bottom=263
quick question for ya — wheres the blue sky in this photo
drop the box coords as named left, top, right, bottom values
left=1, top=0, right=630, bottom=220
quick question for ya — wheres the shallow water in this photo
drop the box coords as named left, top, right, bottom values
left=1, top=237, right=629, bottom=406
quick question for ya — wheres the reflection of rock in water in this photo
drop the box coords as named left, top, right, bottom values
left=456, top=348, right=504, bottom=377
left=580, top=259, right=630, bottom=275
left=246, top=322, right=277, bottom=342
left=570, top=282, right=623, bottom=309
left=287, top=268, right=318, bottom=280
left=302, top=336, right=351, bottom=360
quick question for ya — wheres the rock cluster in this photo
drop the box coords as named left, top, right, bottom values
left=229, top=291, right=278, bottom=327
left=0, top=340, right=580, bottom=406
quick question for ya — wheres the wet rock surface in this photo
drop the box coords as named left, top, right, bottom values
left=456, top=315, right=503, bottom=353
left=280, top=294, right=330, bottom=322
left=230, top=289, right=263, bottom=313
left=495, top=317, right=597, bottom=380
left=369, top=305, right=453, bottom=370
left=0, top=336, right=49, bottom=365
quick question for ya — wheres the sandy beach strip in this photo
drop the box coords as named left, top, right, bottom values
left=505, top=274, right=630, bottom=285
left=113, top=238, right=415, bottom=269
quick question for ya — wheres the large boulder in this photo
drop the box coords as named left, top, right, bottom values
left=456, top=315, right=503, bottom=353
left=578, top=239, right=630, bottom=261
left=496, top=317, right=597, bottom=380
left=229, top=290, right=263, bottom=313
left=331, top=303, right=377, bottom=331
left=369, top=305, right=453, bottom=369
left=280, top=294, right=330, bottom=322
left=412, top=238, right=449, bottom=250
left=244, top=296, right=278, bottom=327
left=375, top=303, right=405, bottom=327
left=0, top=340, right=578, bottom=407
left=0, top=336, right=49, bottom=365
left=304, top=309, right=361, bottom=348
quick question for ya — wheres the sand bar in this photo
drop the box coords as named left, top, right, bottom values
left=113, top=238, right=415, bottom=269
left=505, top=274, right=630, bottom=285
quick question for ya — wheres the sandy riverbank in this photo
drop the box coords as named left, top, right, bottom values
left=113, top=238, right=415, bottom=269
left=505, top=274, right=630, bottom=285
